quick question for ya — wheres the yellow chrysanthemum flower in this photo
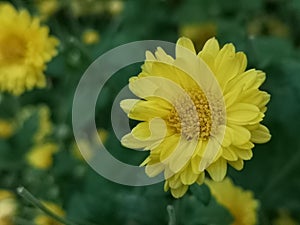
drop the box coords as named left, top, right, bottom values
left=206, top=178, right=259, bottom=225
left=35, top=0, right=60, bottom=21
left=17, top=105, right=53, bottom=143
left=0, top=190, right=17, bottom=225
left=34, top=105, right=53, bottom=144
left=273, top=210, right=299, bottom=225
left=0, top=3, right=59, bottom=95
left=120, top=37, right=271, bottom=198
left=0, top=119, right=14, bottom=139
left=247, top=15, right=290, bottom=38
left=72, top=128, right=108, bottom=161
left=82, top=29, right=100, bottom=45
left=35, top=201, right=65, bottom=225
left=107, top=0, right=124, bottom=15
left=26, top=142, right=59, bottom=169
left=70, top=0, right=105, bottom=17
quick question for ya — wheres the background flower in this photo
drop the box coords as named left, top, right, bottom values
left=0, top=190, right=17, bottom=225
left=0, top=119, right=14, bottom=139
left=0, top=3, right=59, bottom=95
left=206, top=178, right=259, bottom=225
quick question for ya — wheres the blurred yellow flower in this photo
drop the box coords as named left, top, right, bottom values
left=206, top=178, right=259, bottom=225
left=121, top=37, right=271, bottom=198
left=247, top=16, right=290, bottom=38
left=82, top=29, right=100, bottom=45
left=17, top=105, right=53, bottom=143
left=273, top=210, right=299, bottom=225
left=34, top=105, right=53, bottom=144
left=35, top=0, right=60, bottom=20
left=0, top=3, right=59, bottom=95
left=0, top=190, right=17, bottom=225
left=26, top=142, right=59, bottom=169
left=70, top=0, right=123, bottom=17
left=107, top=0, right=124, bottom=15
left=72, top=129, right=109, bottom=161
left=179, top=22, right=217, bottom=50
left=70, top=0, right=105, bottom=17
left=35, top=201, right=65, bottom=225
left=0, top=119, right=14, bottom=139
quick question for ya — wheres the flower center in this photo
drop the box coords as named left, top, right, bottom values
left=0, top=34, right=26, bottom=64
left=167, top=89, right=224, bottom=141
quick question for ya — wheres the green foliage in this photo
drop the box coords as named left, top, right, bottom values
left=175, top=185, right=233, bottom=225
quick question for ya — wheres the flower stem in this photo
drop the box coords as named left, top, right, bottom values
left=17, top=187, right=78, bottom=225
left=167, top=205, right=176, bottom=225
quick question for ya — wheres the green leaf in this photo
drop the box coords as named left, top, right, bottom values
left=190, top=183, right=211, bottom=206
left=246, top=37, right=293, bottom=68
left=175, top=192, right=233, bottom=225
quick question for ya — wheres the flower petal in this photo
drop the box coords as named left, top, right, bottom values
left=206, top=158, right=227, bottom=182
left=168, top=139, right=198, bottom=173
left=222, top=147, right=238, bottom=161
left=227, top=124, right=251, bottom=146
left=228, top=159, right=244, bottom=170
left=227, top=103, right=263, bottom=125
left=180, top=164, right=198, bottom=185
left=176, top=37, right=196, bottom=58
left=170, top=185, right=189, bottom=198
left=250, top=124, right=271, bottom=143
left=121, top=98, right=171, bottom=121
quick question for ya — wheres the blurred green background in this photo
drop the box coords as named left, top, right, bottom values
left=1, top=0, right=300, bottom=224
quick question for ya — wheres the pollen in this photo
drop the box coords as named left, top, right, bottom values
left=167, top=89, right=212, bottom=140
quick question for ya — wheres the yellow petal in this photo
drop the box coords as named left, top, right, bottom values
left=236, top=52, right=247, bottom=74
left=222, top=147, right=238, bottom=161
left=170, top=185, right=189, bottom=198
left=227, top=103, right=263, bottom=125
left=214, top=44, right=241, bottom=88
left=251, top=124, right=271, bottom=143
left=199, top=137, right=222, bottom=171
left=235, top=148, right=253, bottom=160
left=241, top=143, right=255, bottom=150
left=253, top=71, right=266, bottom=88
left=159, top=134, right=180, bottom=162
left=164, top=180, right=169, bottom=191
left=148, top=61, right=195, bottom=89
left=180, top=164, right=198, bottom=185
left=168, top=139, right=198, bottom=173
left=224, top=85, right=243, bottom=108
left=206, top=158, right=227, bottom=181
left=239, top=90, right=271, bottom=110
left=226, top=124, right=251, bottom=146
left=196, top=172, right=205, bottom=185
left=168, top=174, right=182, bottom=189
left=199, top=37, right=220, bottom=58
left=191, top=155, right=201, bottom=174
left=121, top=118, right=167, bottom=150
left=197, top=37, right=220, bottom=70
left=129, top=76, right=190, bottom=106
left=228, top=159, right=244, bottom=170
left=145, top=163, right=164, bottom=177
left=224, top=69, right=257, bottom=93
left=121, top=98, right=171, bottom=121
left=176, top=37, right=196, bottom=58
left=155, top=47, right=174, bottom=63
